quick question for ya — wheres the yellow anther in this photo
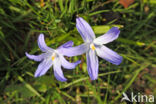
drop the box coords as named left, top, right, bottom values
left=90, top=44, right=96, bottom=50
left=52, top=56, right=55, bottom=61
left=51, top=53, right=56, bottom=61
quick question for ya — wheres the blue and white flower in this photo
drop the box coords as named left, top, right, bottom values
left=25, top=34, right=81, bottom=82
left=61, top=17, right=123, bottom=80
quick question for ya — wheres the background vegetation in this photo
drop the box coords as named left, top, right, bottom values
left=0, top=0, right=156, bottom=103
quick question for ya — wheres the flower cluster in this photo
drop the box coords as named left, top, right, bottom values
left=26, top=17, right=123, bottom=82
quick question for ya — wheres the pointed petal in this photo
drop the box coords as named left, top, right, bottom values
left=53, top=58, right=67, bottom=82
left=86, top=50, right=99, bottom=80
left=96, top=45, right=123, bottom=65
left=38, top=34, right=53, bottom=52
left=76, top=17, right=95, bottom=42
left=58, top=43, right=89, bottom=57
left=60, top=55, right=81, bottom=69
left=25, top=52, right=44, bottom=62
left=58, top=41, right=74, bottom=49
left=94, top=27, right=120, bottom=45
left=34, top=59, right=53, bottom=77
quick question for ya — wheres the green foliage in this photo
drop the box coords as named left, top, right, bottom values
left=0, top=0, right=156, bottom=104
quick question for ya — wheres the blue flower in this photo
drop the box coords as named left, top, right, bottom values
left=61, top=17, right=123, bottom=80
left=25, top=34, right=81, bottom=82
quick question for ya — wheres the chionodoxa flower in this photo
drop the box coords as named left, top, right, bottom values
left=60, top=17, right=123, bottom=80
left=25, top=34, right=81, bottom=82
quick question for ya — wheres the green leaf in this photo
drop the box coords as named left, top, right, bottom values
left=5, top=84, right=36, bottom=98
left=18, top=76, right=45, bottom=101
left=58, top=0, right=64, bottom=12
left=93, top=25, right=123, bottom=34
left=143, top=0, right=156, bottom=4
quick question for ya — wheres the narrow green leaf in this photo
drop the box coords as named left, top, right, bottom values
left=93, top=25, right=123, bottom=34
left=18, top=76, right=45, bottom=101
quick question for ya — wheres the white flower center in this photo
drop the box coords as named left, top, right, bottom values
left=51, top=53, right=56, bottom=61
left=90, top=43, right=96, bottom=51
left=51, top=50, right=60, bottom=61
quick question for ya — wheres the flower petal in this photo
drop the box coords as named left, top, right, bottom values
left=34, top=59, right=53, bottom=77
left=94, top=27, right=120, bottom=45
left=96, top=45, right=122, bottom=65
left=60, top=55, right=81, bottom=69
left=38, top=34, right=53, bottom=52
left=76, top=17, right=95, bottom=42
left=58, top=41, right=74, bottom=49
left=53, top=58, right=67, bottom=82
left=58, top=43, right=89, bottom=57
left=25, top=52, right=44, bottom=62
left=86, top=49, right=99, bottom=80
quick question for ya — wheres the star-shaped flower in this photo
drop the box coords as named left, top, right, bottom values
left=61, top=17, right=123, bottom=80
left=25, top=34, right=81, bottom=82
